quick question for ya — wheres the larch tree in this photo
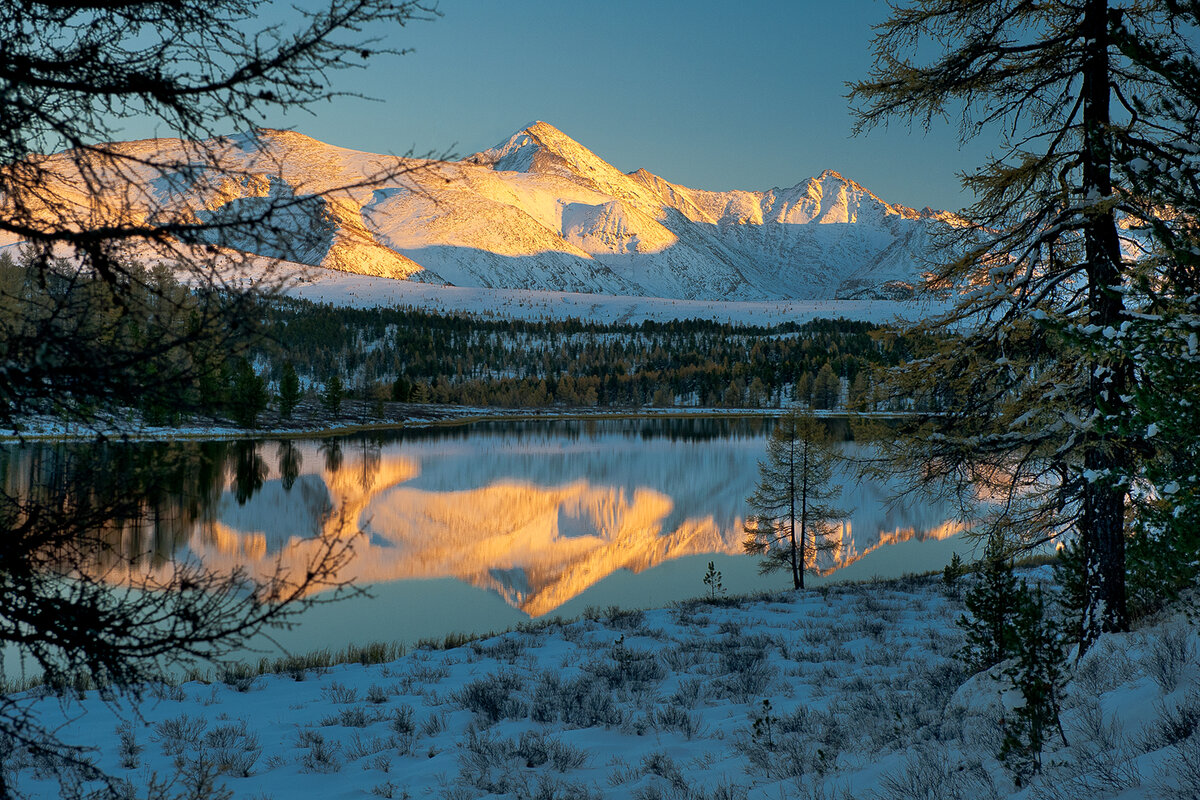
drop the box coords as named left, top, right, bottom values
left=850, top=0, right=1200, bottom=650
left=743, top=410, right=844, bottom=590
left=0, top=1, right=437, bottom=796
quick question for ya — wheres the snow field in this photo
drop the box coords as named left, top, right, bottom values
left=6, top=574, right=1199, bottom=799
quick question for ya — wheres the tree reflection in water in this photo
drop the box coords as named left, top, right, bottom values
left=0, top=419, right=970, bottom=622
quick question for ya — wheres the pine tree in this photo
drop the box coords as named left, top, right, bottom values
left=228, top=358, right=268, bottom=429
left=847, top=371, right=870, bottom=412
left=322, top=374, right=344, bottom=416
left=279, top=362, right=301, bottom=420
left=850, top=0, right=1200, bottom=650
left=810, top=363, right=840, bottom=410
left=743, top=410, right=844, bottom=590
left=794, top=372, right=813, bottom=408
left=958, top=534, right=1023, bottom=672
left=999, top=584, right=1068, bottom=786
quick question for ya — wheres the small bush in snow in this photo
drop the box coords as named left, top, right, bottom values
left=512, top=730, right=589, bottom=772
left=453, top=671, right=528, bottom=724
left=419, top=712, right=446, bottom=738
left=297, top=729, right=341, bottom=774
left=1154, top=728, right=1200, bottom=800
left=153, top=714, right=206, bottom=757
left=652, top=704, right=703, bottom=740
left=530, top=671, right=624, bottom=728
left=219, top=663, right=259, bottom=693
left=390, top=704, right=416, bottom=753
left=471, top=636, right=527, bottom=663
left=344, top=734, right=393, bottom=761
left=584, top=637, right=665, bottom=691
left=1148, top=624, right=1196, bottom=693
left=606, top=606, right=646, bottom=630
left=669, top=676, right=706, bottom=709
left=639, top=750, right=685, bottom=788
left=201, top=720, right=261, bottom=777
left=877, top=747, right=998, bottom=800
left=366, top=683, right=393, bottom=704
left=370, top=779, right=410, bottom=799
left=321, top=681, right=359, bottom=704
left=1144, top=690, right=1200, bottom=749
left=116, top=721, right=142, bottom=770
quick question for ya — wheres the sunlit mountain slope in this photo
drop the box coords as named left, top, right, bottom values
left=5, top=122, right=961, bottom=300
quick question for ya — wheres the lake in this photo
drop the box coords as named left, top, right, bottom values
left=2, top=417, right=977, bottom=662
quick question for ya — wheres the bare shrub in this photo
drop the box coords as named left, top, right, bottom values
left=1153, top=729, right=1200, bottom=800
left=153, top=714, right=206, bottom=757
left=471, top=636, right=528, bottom=663
left=606, top=606, right=646, bottom=630
left=297, top=729, right=342, bottom=774
left=530, top=671, right=624, bottom=728
left=652, top=704, right=704, bottom=740
left=147, top=682, right=187, bottom=702
left=877, top=748, right=999, bottom=800
left=420, top=712, right=446, bottom=738
left=116, top=721, right=143, bottom=770
left=583, top=638, right=665, bottom=691
left=366, top=684, right=394, bottom=704
left=515, top=731, right=589, bottom=772
left=1144, top=691, right=1200, bottom=750
left=219, top=663, right=259, bottom=693
left=203, top=720, right=261, bottom=777
left=453, top=671, right=528, bottom=724
left=1148, top=625, right=1196, bottom=694
left=344, top=734, right=393, bottom=761
left=390, top=704, right=416, bottom=754
left=320, top=706, right=380, bottom=728
left=321, top=681, right=359, bottom=704
left=669, top=677, right=706, bottom=709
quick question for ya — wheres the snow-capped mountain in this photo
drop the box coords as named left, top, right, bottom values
left=12, top=122, right=959, bottom=300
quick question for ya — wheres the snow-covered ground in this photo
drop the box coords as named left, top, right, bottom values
left=8, top=573, right=1197, bottom=799
left=281, top=265, right=949, bottom=325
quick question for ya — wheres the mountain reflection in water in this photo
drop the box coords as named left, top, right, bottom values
left=0, top=419, right=968, bottom=616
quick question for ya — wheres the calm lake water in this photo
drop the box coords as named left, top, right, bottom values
left=3, top=417, right=977, bottom=662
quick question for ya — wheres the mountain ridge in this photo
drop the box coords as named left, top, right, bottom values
left=4, top=122, right=958, bottom=301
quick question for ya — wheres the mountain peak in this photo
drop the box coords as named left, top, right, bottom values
left=473, top=120, right=591, bottom=173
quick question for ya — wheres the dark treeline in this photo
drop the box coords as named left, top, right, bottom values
left=0, top=250, right=935, bottom=428
left=255, top=298, right=932, bottom=413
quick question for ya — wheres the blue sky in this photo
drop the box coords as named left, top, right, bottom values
left=265, top=0, right=996, bottom=212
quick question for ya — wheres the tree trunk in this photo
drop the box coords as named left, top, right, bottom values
left=1079, top=0, right=1130, bottom=650
left=798, top=437, right=809, bottom=590
left=789, top=432, right=801, bottom=590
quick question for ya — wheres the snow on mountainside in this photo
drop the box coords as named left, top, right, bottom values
left=11, top=122, right=960, bottom=301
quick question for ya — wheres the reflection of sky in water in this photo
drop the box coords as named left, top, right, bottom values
left=194, top=422, right=970, bottom=622
left=1, top=419, right=978, bottom=665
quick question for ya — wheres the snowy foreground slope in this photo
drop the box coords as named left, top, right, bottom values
left=11, top=574, right=1198, bottom=799
left=0, top=122, right=961, bottom=302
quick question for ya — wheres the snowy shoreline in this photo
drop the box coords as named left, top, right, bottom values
left=8, top=573, right=1197, bottom=800
left=0, top=406, right=893, bottom=444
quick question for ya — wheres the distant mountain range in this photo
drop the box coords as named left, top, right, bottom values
left=10, top=121, right=963, bottom=301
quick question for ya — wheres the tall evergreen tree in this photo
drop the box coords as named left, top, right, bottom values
left=228, top=358, right=268, bottom=429
left=322, top=374, right=345, bottom=416
left=850, top=0, right=1200, bottom=650
left=278, top=362, right=301, bottom=420
left=810, top=363, right=840, bottom=410
left=958, top=534, right=1024, bottom=672
left=999, top=584, right=1069, bottom=785
left=743, top=411, right=844, bottom=590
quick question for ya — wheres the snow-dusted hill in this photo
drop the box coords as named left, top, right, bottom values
left=7, top=122, right=962, bottom=301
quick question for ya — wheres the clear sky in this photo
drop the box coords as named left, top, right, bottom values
left=262, top=0, right=997, bottom=212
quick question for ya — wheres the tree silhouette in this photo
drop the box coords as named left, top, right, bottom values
left=743, top=411, right=844, bottom=590
left=0, top=1, right=436, bottom=796
left=851, top=0, right=1200, bottom=649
